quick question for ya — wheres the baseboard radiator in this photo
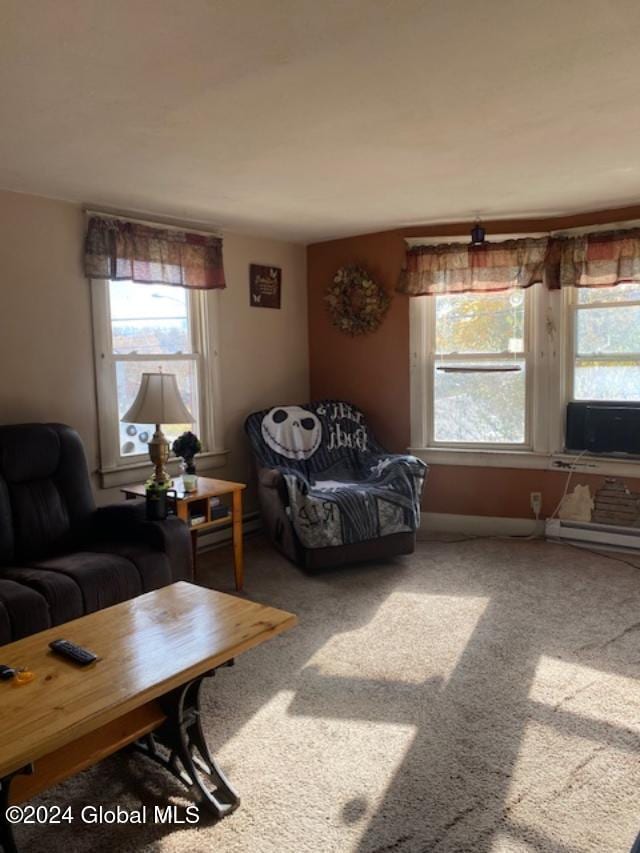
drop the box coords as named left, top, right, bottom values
left=545, top=518, right=640, bottom=552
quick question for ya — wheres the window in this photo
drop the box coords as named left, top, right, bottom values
left=410, top=226, right=640, bottom=474
left=91, top=279, right=222, bottom=484
left=415, top=289, right=533, bottom=448
left=110, top=281, right=199, bottom=457
left=569, top=283, right=640, bottom=402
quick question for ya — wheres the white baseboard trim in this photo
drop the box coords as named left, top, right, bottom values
left=419, top=512, right=544, bottom=538
left=196, top=512, right=262, bottom=553
left=197, top=509, right=541, bottom=549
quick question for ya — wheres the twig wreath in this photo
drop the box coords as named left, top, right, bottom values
left=324, top=265, right=390, bottom=336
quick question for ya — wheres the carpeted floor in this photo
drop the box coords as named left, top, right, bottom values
left=18, top=534, right=640, bottom=853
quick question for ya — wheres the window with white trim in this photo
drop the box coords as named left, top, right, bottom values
left=568, top=283, right=640, bottom=402
left=410, top=224, right=640, bottom=473
left=91, top=279, right=221, bottom=481
left=413, top=288, right=536, bottom=448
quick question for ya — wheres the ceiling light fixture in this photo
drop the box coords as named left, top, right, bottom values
left=470, top=220, right=486, bottom=246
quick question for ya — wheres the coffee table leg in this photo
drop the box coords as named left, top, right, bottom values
left=232, top=490, right=243, bottom=592
left=0, top=798, right=18, bottom=853
left=0, top=765, right=33, bottom=853
left=190, top=529, right=198, bottom=580
left=133, top=669, right=239, bottom=819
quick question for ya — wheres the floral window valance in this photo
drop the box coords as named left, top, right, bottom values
left=84, top=215, right=225, bottom=290
left=397, top=228, right=640, bottom=295
left=555, top=228, right=640, bottom=289
left=397, top=237, right=551, bottom=296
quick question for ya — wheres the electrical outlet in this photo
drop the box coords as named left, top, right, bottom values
left=530, top=492, right=542, bottom=516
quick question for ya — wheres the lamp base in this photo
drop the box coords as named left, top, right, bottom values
left=149, top=426, right=171, bottom=485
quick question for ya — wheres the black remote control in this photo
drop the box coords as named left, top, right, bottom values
left=49, top=639, right=98, bottom=666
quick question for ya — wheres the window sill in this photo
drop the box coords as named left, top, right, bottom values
left=97, top=449, right=229, bottom=490
left=410, top=446, right=640, bottom=479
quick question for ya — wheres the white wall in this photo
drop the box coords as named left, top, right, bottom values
left=218, top=232, right=308, bottom=489
left=0, top=190, right=308, bottom=507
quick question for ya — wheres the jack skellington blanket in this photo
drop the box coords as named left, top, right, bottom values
left=245, top=401, right=427, bottom=548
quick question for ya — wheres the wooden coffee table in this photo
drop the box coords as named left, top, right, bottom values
left=0, top=583, right=296, bottom=852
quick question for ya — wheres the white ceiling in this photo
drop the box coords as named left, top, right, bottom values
left=2, top=0, right=640, bottom=243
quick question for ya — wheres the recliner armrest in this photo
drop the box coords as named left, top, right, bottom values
left=137, top=516, right=193, bottom=582
left=258, top=467, right=284, bottom=489
left=90, top=503, right=193, bottom=581
left=92, top=502, right=148, bottom=534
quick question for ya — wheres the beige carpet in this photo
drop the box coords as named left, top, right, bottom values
left=18, top=535, right=640, bottom=853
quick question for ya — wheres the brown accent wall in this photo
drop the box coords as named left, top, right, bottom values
left=422, top=466, right=616, bottom=520
left=308, top=229, right=410, bottom=451
left=307, top=205, right=640, bottom=519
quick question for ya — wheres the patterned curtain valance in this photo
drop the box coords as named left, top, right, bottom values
left=397, top=237, right=551, bottom=296
left=556, top=228, right=640, bottom=289
left=84, top=216, right=225, bottom=290
left=398, top=227, right=640, bottom=296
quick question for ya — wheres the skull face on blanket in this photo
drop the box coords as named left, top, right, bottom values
left=245, top=401, right=427, bottom=548
left=261, top=406, right=322, bottom=460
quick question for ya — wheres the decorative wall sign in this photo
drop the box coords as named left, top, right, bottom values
left=324, top=265, right=390, bottom=336
left=250, top=264, right=281, bottom=309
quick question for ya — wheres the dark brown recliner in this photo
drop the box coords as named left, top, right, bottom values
left=0, top=423, right=192, bottom=645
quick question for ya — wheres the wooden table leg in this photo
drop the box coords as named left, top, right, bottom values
left=189, top=530, right=198, bottom=580
left=175, top=502, right=197, bottom=580
left=232, top=490, right=244, bottom=592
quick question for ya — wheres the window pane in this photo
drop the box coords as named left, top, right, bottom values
left=574, top=360, right=640, bottom=401
left=109, top=281, right=190, bottom=355
left=116, top=360, right=198, bottom=457
left=577, top=283, right=640, bottom=304
left=435, top=290, right=525, bottom=355
left=434, top=361, right=526, bottom=443
left=576, top=306, right=640, bottom=355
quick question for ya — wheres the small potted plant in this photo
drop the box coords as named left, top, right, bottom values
left=144, top=479, right=176, bottom=521
left=172, top=431, right=202, bottom=492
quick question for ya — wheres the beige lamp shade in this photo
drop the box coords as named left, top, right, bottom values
left=121, top=372, right=194, bottom=425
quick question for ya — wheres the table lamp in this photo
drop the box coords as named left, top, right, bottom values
left=121, top=372, right=194, bottom=484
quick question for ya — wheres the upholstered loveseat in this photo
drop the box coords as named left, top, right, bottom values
left=0, top=423, right=192, bottom=644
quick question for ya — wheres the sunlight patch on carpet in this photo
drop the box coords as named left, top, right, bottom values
left=528, top=654, right=640, bottom=733
left=300, top=593, right=489, bottom=684
left=490, top=829, right=539, bottom=852
left=211, top=689, right=417, bottom=853
left=504, top=718, right=640, bottom=852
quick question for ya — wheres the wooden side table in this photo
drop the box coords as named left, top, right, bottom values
left=121, top=476, right=247, bottom=591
